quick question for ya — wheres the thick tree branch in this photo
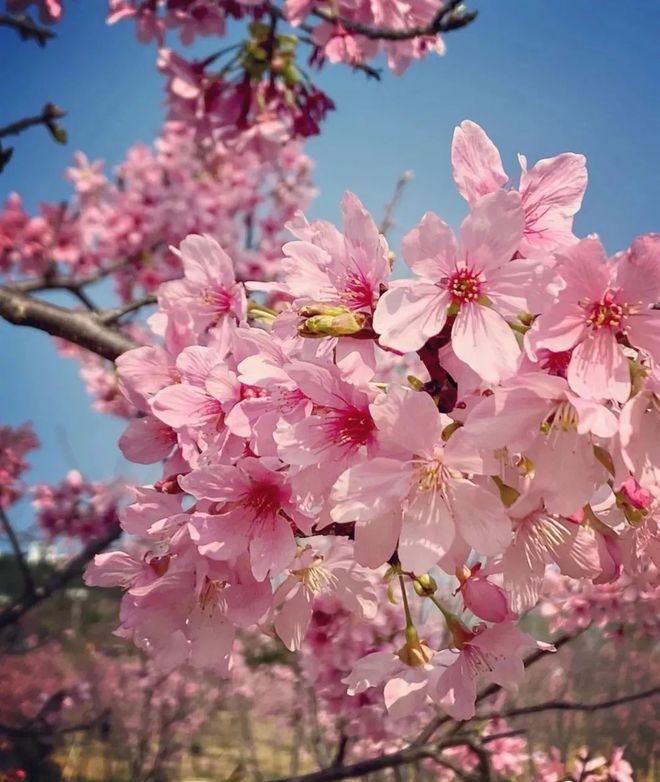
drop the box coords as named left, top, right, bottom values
left=0, top=521, right=122, bottom=632
left=0, top=13, right=55, bottom=46
left=0, top=506, right=35, bottom=599
left=480, top=684, right=660, bottom=721
left=0, top=287, right=138, bottom=361
left=313, top=0, right=477, bottom=42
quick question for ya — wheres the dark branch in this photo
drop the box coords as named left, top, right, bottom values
left=7, top=259, right=131, bottom=296
left=0, top=522, right=122, bottom=632
left=266, top=736, right=475, bottom=782
left=0, top=13, right=55, bottom=46
left=312, top=0, right=477, bottom=42
left=99, top=293, right=158, bottom=325
left=0, top=506, right=35, bottom=598
left=0, top=287, right=139, bottom=361
left=480, top=684, right=660, bottom=721
left=0, top=103, right=66, bottom=143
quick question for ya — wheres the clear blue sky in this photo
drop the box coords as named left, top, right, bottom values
left=1, top=0, right=659, bottom=527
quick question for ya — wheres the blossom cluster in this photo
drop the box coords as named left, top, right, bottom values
left=0, top=423, right=38, bottom=509
left=32, top=469, right=124, bottom=542
left=85, top=120, right=660, bottom=724
left=0, top=121, right=314, bottom=300
left=108, top=0, right=458, bottom=145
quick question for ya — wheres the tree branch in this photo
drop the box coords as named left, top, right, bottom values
left=312, top=0, right=477, bottom=42
left=480, top=684, right=660, bottom=721
left=0, top=103, right=66, bottom=143
left=0, top=521, right=122, bottom=632
left=266, top=736, right=475, bottom=782
left=7, top=259, right=132, bottom=296
left=0, top=506, right=35, bottom=599
left=98, top=293, right=158, bottom=325
left=0, top=13, right=55, bottom=46
left=0, top=287, right=138, bottom=361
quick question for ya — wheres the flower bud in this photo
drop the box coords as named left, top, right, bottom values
left=413, top=573, right=437, bottom=597
left=397, top=636, right=433, bottom=667
left=298, top=309, right=368, bottom=338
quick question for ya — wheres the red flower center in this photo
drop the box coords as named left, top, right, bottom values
left=583, top=292, right=625, bottom=330
left=446, top=270, right=481, bottom=303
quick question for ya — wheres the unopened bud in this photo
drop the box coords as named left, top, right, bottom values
left=397, top=637, right=433, bottom=667
left=298, top=310, right=368, bottom=338
left=413, top=574, right=437, bottom=597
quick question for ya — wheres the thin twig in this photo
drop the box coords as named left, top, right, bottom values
left=98, top=294, right=158, bottom=325
left=7, top=258, right=132, bottom=295
left=379, top=170, right=414, bottom=235
left=479, top=684, right=660, bottom=721
left=0, top=506, right=35, bottom=598
left=0, top=103, right=65, bottom=140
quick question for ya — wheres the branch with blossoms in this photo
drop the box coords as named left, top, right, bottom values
left=312, top=0, right=478, bottom=42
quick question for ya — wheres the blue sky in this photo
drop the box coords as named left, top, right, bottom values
left=1, top=0, right=659, bottom=528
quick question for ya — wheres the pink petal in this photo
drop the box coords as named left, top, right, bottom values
left=450, top=478, right=511, bottom=556
left=452, top=304, right=520, bottom=384
left=451, top=120, right=508, bottom=205
left=402, top=211, right=457, bottom=279
left=354, top=513, right=402, bottom=568
left=331, top=458, right=413, bottom=523
left=373, top=283, right=450, bottom=353
left=119, top=415, right=176, bottom=464
left=458, top=190, right=524, bottom=273
left=399, top=490, right=455, bottom=573
left=274, top=586, right=314, bottom=651
left=519, top=152, right=587, bottom=253
left=567, top=330, right=630, bottom=402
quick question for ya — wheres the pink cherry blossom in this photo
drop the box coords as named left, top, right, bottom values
left=182, top=456, right=313, bottom=580
left=373, top=190, right=539, bottom=383
left=452, top=119, right=587, bottom=254
left=433, top=621, right=552, bottom=721
left=331, top=386, right=510, bottom=572
left=529, top=236, right=660, bottom=402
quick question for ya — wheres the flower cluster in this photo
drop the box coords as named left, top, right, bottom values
left=108, top=0, right=466, bottom=145
left=533, top=746, right=634, bottom=782
left=32, top=469, right=124, bottom=542
left=0, top=423, right=39, bottom=509
left=86, top=121, right=660, bottom=725
left=0, top=122, right=314, bottom=301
